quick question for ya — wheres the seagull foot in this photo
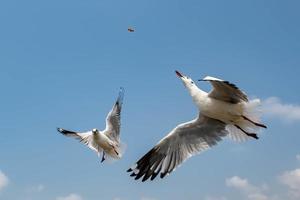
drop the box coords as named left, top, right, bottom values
left=235, top=125, right=259, bottom=140
left=101, top=153, right=105, bottom=163
left=242, top=116, right=267, bottom=128
left=245, top=132, right=259, bottom=140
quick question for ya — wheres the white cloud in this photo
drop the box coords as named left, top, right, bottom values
left=296, top=154, right=300, bottom=161
left=262, top=97, right=300, bottom=123
left=204, top=196, right=227, bottom=200
left=0, top=170, right=9, bottom=191
left=26, top=184, right=45, bottom=193
left=36, top=184, right=44, bottom=192
left=226, top=176, right=269, bottom=200
left=140, top=197, right=157, bottom=200
left=279, top=168, right=300, bottom=198
left=56, top=193, right=82, bottom=200
left=226, top=176, right=255, bottom=192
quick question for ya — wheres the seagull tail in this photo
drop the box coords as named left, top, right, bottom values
left=227, top=99, right=265, bottom=142
left=116, top=142, right=127, bottom=158
left=243, top=98, right=263, bottom=124
left=102, top=143, right=126, bottom=164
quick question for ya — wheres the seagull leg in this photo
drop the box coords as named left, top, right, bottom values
left=113, top=148, right=119, bottom=156
left=242, top=116, right=267, bottom=128
left=101, top=152, right=105, bottom=163
left=235, top=125, right=259, bottom=139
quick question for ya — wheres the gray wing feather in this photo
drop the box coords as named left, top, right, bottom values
left=104, top=87, right=124, bottom=142
left=127, top=114, right=228, bottom=181
left=202, top=76, right=248, bottom=103
left=57, top=128, right=101, bottom=153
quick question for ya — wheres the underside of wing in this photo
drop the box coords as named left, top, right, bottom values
left=127, top=114, right=228, bottom=182
left=202, top=76, right=248, bottom=103
left=57, top=128, right=101, bottom=154
left=105, top=87, right=124, bottom=142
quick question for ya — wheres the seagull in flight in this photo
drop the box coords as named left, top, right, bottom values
left=127, top=71, right=267, bottom=181
left=57, top=87, right=125, bottom=163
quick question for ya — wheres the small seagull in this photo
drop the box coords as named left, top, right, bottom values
left=57, top=87, right=125, bottom=163
left=128, top=27, right=135, bottom=32
left=127, top=71, right=267, bottom=181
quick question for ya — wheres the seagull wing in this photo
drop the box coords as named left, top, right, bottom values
left=202, top=76, right=248, bottom=103
left=127, top=114, right=228, bottom=182
left=57, top=128, right=101, bottom=154
left=104, top=87, right=124, bottom=143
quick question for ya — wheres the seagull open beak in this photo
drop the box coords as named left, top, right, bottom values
left=175, top=70, right=183, bottom=78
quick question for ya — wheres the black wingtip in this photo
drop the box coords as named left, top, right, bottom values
left=116, top=87, right=125, bottom=105
left=127, top=168, right=132, bottom=172
left=142, top=177, right=147, bottom=182
left=160, top=172, right=167, bottom=179
left=130, top=173, right=136, bottom=177
left=57, top=127, right=63, bottom=133
left=142, top=173, right=152, bottom=182
left=150, top=172, right=159, bottom=181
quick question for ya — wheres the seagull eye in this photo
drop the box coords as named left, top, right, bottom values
left=191, top=81, right=194, bottom=84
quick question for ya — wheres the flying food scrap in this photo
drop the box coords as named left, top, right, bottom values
left=128, top=28, right=134, bottom=32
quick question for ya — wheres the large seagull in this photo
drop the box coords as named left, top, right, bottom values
left=57, top=87, right=125, bottom=163
left=127, top=71, right=267, bottom=181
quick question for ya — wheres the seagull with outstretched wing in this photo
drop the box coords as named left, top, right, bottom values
left=127, top=71, right=267, bottom=181
left=57, top=87, right=125, bottom=163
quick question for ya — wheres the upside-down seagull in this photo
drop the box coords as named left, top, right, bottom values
left=57, top=87, right=125, bottom=163
left=127, top=71, right=267, bottom=181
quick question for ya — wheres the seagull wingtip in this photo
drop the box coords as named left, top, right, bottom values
left=127, top=168, right=132, bottom=172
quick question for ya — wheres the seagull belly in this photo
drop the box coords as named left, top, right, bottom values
left=96, top=134, right=112, bottom=150
left=201, top=98, right=243, bottom=124
left=97, top=134, right=120, bottom=158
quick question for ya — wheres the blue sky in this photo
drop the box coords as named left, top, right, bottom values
left=1, top=0, right=300, bottom=200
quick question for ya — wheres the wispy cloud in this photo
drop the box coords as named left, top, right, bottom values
left=296, top=154, right=300, bottom=161
left=140, top=197, right=157, bottom=200
left=279, top=168, right=300, bottom=199
left=0, top=170, right=9, bottom=191
left=226, top=176, right=268, bottom=200
left=204, top=196, right=227, bottom=200
left=113, top=197, right=157, bottom=200
left=262, top=97, right=300, bottom=123
left=56, top=193, right=83, bottom=200
left=26, top=184, right=45, bottom=193
left=210, top=155, right=300, bottom=200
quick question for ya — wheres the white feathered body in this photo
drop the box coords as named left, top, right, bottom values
left=189, top=87, right=242, bottom=121
left=188, top=85, right=262, bottom=141
left=96, top=132, right=120, bottom=158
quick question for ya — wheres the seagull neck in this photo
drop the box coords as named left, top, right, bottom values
left=188, top=86, right=207, bottom=105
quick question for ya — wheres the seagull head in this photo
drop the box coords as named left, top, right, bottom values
left=92, top=128, right=99, bottom=134
left=175, top=70, right=196, bottom=89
